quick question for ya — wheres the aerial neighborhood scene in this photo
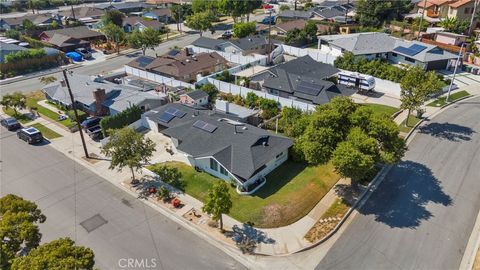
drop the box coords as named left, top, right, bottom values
left=1, top=0, right=480, bottom=269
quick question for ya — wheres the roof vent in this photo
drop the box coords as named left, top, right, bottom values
left=186, top=59, right=191, bottom=63
left=242, top=126, right=247, bottom=130
left=262, top=141, right=268, bottom=147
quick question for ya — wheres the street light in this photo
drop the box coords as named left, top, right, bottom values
left=446, top=43, right=465, bottom=103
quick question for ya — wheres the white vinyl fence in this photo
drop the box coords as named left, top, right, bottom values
left=124, top=66, right=195, bottom=89
left=187, top=45, right=268, bottom=65
left=280, top=44, right=337, bottom=65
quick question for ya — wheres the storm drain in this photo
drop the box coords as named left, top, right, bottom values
left=80, top=214, right=108, bottom=233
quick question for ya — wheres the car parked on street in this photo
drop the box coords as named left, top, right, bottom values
left=75, top=48, right=92, bottom=59
left=261, top=16, right=276, bottom=24
left=220, top=30, right=233, bottom=39
left=17, top=127, right=43, bottom=144
left=81, top=117, right=102, bottom=130
left=0, top=117, right=21, bottom=131
left=86, top=125, right=103, bottom=141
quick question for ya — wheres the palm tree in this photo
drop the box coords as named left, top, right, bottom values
left=439, top=17, right=457, bottom=32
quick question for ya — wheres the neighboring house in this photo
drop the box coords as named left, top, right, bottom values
left=43, top=74, right=166, bottom=116
left=310, top=2, right=355, bottom=23
left=435, top=31, right=467, bottom=45
left=215, top=99, right=259, bottom=124
left=192, top=36, right=272, bottom=55
left=145, top=0, right=186, bottom=8
left=142, top=8, right=172, bottom=23
left=257, top=20, right=306, bottom=36
left=179, top=90, right=209, bottom=106
left=127, top=49, right=229, bottom=82
left=39, top=26, right=106, bottom=51
left=96, top=2, right=152, bottom=14
left=277, top=10, right=313, bottom=22
left=319, top=32, right=458, bottom=70
left=0, top=14, right=61, bottom=30
left=412, top=0, right=478, bottom=23
left=144, top=103, right=293, bottom=190
left=0, top=41, right=60, bottom=63
left=251, top=55, right=355, bottom=105
left=122, top=17, right=165, bottom=32
left=58, top=7, right=104, bottom=26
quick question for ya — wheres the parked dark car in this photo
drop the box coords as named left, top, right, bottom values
left=75, top=48, right=92, bottom=59
left=86, top=125, right=103, bottom=141
left=261, top=16, right=276, bottom=25
left=220, top=30, right=232, bottom=39
left=81, top=117, right=102, bottom=130
left=1, top=117, right=21, bottom=131
left=17, top=127, right=43, bottom=144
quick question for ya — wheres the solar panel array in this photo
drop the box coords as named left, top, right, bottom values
left=193, top=120, right=217, bottom=133
left=158, top=108, right=187, bottom=123
left=393, top=44, right=428, bottom=57
left=296, top=81, right=322, bottom=96
left=136, top=56, right=153, bottom=68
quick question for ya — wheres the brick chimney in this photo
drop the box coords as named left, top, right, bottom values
left=92, top=88, right=107, bottom=116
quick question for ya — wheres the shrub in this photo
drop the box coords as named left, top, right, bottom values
left=99, top=105, right=142, bottom=136
left=66, top=109, right=87, bottom=123
left=157, top=186, right=171, bottom=202
left=150, top=165, right=183, bottom=189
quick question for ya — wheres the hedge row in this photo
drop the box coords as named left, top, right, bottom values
left=100, top=105, right=142, bottom=136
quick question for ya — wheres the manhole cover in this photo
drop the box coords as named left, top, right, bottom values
left=80, top=214, right=108, bottom=233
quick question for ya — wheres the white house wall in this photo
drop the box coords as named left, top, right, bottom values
left=243, top=149, right=289, bottom=187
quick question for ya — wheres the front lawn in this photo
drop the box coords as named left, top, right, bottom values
left=426, top=90, right=470, bottom=107
left=26, top=92, right=74, bottom=128
left=399, top=115, right=422, bottom=133
left=149, top=160, right=340, bottom=228
left=2, top=107, right=32, bottom=124
left=363, top=103, right=399, bottom=117
left=28, top=123, right=62, bottom=139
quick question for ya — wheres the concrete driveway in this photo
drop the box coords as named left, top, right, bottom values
left=316, top=96, right=480, bottom=270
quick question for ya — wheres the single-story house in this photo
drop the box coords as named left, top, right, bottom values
left=257, top=20, right=306, bottom=36
left=251, top=55, right=355, bottom=105
left=58, top=7, right=105, bottom=26
left=179, top=90, right=209, bottom=106
left=192, top=35, right=272, bottom=55
left=434, top=31, right=467, bottom=46
left=127, top=49, right=229, bottom=83
left=96, top=2, right=153, bottom=14
left=0, top=41, right=60, bottom=63
left=145, top=0, right=188, bottom=8
left=0, top=14, right=61, bottom=31
left=123, top=17, right=165, bottom=32
left=144, top=103, right=293, bottom=190
left=39, top=26, right=106, bottom=51
left=310, top=2, right=355, bottom=23
left=277, top=10, right=313, bottom=22
left=142, top=8, right=172, bottom=23
left=43, top=74, right=166, bottom=116
left=215, top=99, right=259, bottom=124
left=318, top=32, right=458, bottom=70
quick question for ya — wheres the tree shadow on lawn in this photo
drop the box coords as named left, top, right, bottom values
left=253, top=161, right=307, bottom=199
left=356, top=160, right=452, bottom=229
left=418, top=121, right=475, bottom=142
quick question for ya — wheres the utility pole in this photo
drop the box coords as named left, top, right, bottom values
left=71, top=4, right=76, bottom=20
left=62, top=69, right=89, bottom=159
left=417, top=0, right=428, bottom=40
left=467, top=0, right=479, bottom=36
left=267, top=9, right=273, bottom=65
left=446, top=43, right=465, bottom=102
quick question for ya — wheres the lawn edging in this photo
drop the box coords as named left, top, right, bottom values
left=295, top=93, right=479, bottom=256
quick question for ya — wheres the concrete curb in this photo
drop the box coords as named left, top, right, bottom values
left=0, top=64, right=81, bottom=86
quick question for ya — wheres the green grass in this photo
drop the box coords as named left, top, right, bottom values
left=149, top=160, right=340, bottom=228
left=2, top=107, right=33, bottom=124
left=427, top=90, right=470, bottom=107
left=28, top=123, right=62, bottom=139
left=363, top=103, right=399, bottom=117
left=26, top=92, right=73, bottom=127
left=399, top=115, right=422, bottom=133
left=321, top=198, right=350, bottom=219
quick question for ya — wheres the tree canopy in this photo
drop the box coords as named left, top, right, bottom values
left=101, top=23, right=126, bottom=54
left=200, top=83, right=219, bottom=104
left=101, top=9, right=124, bottom=27
left=101, top=127, right=156, bottom=180
left=202, top=181, right=232, bottom=231
left=1, top=92, right=26, bottom=115
left=355, top=0, right=412, bottom=27
left=128, top=28, right=162, bottom=55
left=232, top=22, right=256, bottom=38
left=185, top=11, right=215, bottom=36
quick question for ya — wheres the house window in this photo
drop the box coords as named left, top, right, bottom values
left=210, top=158, right=218, bottom=171
left=276, top=151, right=284, bottom=159
left=392, top=52, right=398, bottom=57
left=220, top=166, right=228, bottom=176
left=404, top=56, right=415, bottom=63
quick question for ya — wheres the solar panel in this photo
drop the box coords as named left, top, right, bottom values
left=193, top=120, right=207, bottom=129
left=409, top=44, right=427, bottom=53
left=204, top=123, right=217, bottom=133
left=158, top=112, right=175, bottom=123
left=393, top=46, right=417, bottom=56
left=168, top=49, right=180, bottom=56
left=173, top=110, right=186, bottom=118
left=137, top=56, right=153, bottom=67
left=193, top=120, right=217, bottom=133
left=165, top=107, right=178, bottom=114
left=296, top=81, right=322, bottom=96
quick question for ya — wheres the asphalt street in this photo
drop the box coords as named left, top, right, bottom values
left=0, top=126, right=246, bottom=270
left=316, top=96, right=480, bottom=270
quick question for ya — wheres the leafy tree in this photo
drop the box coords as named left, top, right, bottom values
left=218, top=0, right=250, bottom=22
left=101, top=127, right=156, bottom=181
left=202, top=181, right=232, bottom=231
left=285, top=28, right=308, bottom=44
left=170, top=4, right=192, bottom=31
left=244, top=0, right=263, bottom=22
left=185, top=11, right=215, bottom=36
left=245, top=92, right=259, bottom=107
left=278, top=107, right=310, bottom=138
left=332, top=139, right=375, bottom=188
left=50, top=20, right=58, bottom=29
left=1, top=92, right=26, bottom=115
left=11, top=238, right=95, bottom=270
left=22, top=19, right=36, bottom=32
left=304, top=20, right=318, bottom=40
left=400, top=66, right=443, bottom=126
left=128, top=28, right=162, bottom=55
left=355, top=0, right=412, bottom=27
left=151, top=165, right=183, bottom=188
left=200, top=83, right=219, bottom=104
left=0, top=194, right=46, bottom=269
left=258, top=98, right=279, bottom=119
left=280, top=4, right=290, bottom=11
left=192, top=0, right=219, bottom=13
left=439, top=17, right=470, bottom=34
left=101, top=23, right=126, bottom=54
left=102, top=9, right=124, bottom=27
left=5, top=29, right=20, bottom=40
left=39, top=76, right=57, bottom=85
left=232, top=22, right=256, bottom=38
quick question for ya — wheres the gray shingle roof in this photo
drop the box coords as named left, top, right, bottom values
left=0, top=42, right=27, bottom=63
left=278, top=10, right=312, bottom=20
left=147, top=103, right=292, bottom=181
left=186, top=90, right=208, bottom=100
left=42, top=26, right=105, bottom=40
left=192, top=36, right=268, bottom=52
left=191, top=37, right=226, bottom=50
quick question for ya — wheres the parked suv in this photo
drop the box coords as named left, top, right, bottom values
left=1, top=117, right=21, bottom=131
left=17, top=127, right=43, bottom=144
left=81, top=117, right=102, bottom=130
left=75, top=48, right=92, bottom=59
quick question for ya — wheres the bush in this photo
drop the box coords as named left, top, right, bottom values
left=99, top=105, right=142, bottom=136
left=150, top=165, right=184, bottom=189
left=157, top=186, right=172, bottom=202
left=66, top=109, right=87, bottom=123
